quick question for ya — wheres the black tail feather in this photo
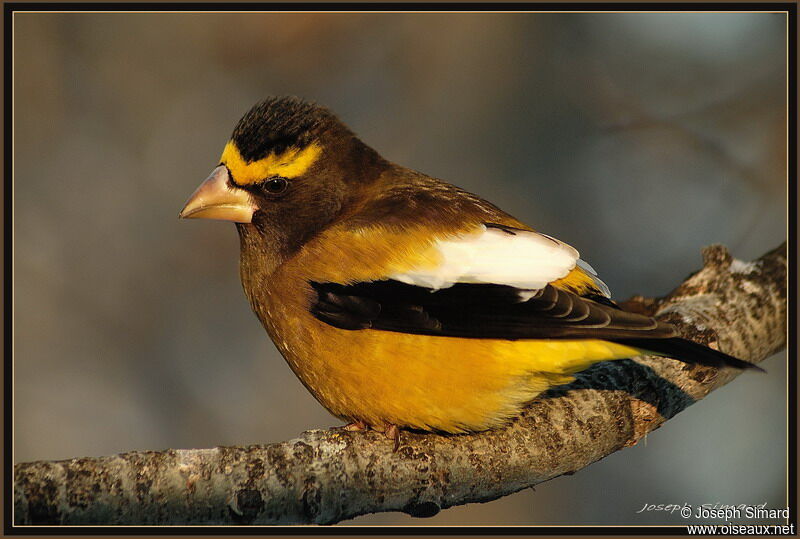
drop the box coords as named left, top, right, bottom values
left=614, top=337, right=766, bottom=373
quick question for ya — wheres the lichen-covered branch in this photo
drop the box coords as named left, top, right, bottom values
left=13, top=243, right=787, bottom=526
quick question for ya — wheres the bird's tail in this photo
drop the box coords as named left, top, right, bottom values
left=613, top=337, right=765, bottom=372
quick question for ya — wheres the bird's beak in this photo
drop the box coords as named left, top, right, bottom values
left=179, top=166, right=256, bottom=223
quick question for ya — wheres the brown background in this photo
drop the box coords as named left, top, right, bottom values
left=12, top=12, right=787, bottom=525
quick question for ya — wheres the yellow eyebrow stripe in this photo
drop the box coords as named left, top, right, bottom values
left=220, top=141, right=322, bottom=185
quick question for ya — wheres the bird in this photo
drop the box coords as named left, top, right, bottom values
left=179, top=96, right=760, bottom=450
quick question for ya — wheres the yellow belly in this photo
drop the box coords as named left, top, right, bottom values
left=270, top=312, right=644, bottom=433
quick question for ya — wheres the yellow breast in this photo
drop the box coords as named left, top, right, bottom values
left=264, top=292, right=642, bottom=433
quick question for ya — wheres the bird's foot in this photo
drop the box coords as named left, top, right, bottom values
left=342, top=420, right=368, bottom=432
left=384, top=424, right=401, bottom=452
left=340, top=421, right=401, bottom=451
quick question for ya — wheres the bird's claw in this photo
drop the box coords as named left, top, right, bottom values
left=385, top=424, right=401, bottom=452
left=339, top=421, right=401, bottom=452
left=342, top=420, right=367, bottom=432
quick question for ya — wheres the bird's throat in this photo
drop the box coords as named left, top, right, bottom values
left=236, top=222, right=287, bottom=279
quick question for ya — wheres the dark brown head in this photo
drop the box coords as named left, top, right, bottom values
left=180, top=96, right=388, bottom=259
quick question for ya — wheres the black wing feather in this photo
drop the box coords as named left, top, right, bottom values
left=309, top=280, right=760, bottom=371
left=310, top=280, right=669, bottom=339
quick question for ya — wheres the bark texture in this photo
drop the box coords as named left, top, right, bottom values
left=13, top=243, right=787, bottom=526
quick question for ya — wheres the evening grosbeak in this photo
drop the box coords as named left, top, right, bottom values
left=180, top=96, right=759, bottom=449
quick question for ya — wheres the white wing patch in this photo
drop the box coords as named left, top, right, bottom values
left=390, top=225, right=581, bottom=292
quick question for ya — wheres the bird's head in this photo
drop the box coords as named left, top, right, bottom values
left=180, top=96, right=386, bottom=252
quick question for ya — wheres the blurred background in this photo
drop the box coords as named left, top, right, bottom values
left=12, top=12, right=787, bottom=525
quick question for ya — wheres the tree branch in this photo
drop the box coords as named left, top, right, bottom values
left=13, top=243, right=787, bottom=526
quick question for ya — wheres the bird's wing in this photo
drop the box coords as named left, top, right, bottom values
left=309, top=223, right=675, bottom=341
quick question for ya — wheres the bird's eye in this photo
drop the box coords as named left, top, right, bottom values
left=263, top=177, right=289, bottom=195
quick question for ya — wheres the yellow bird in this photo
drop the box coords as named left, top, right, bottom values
left=180, top=96, right=758, bottom=448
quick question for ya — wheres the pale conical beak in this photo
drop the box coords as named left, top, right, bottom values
left=179, top=166, right=256, bottom=223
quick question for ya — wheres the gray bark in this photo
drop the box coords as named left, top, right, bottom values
left=13, top=243, right=787, bottom=525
